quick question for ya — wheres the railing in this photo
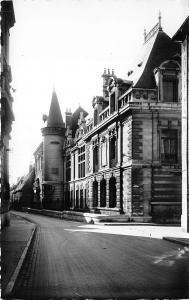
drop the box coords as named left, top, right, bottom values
left=119, top=92, right=131, bottom=109
left=99, top=107, right=109, bottom=122
left=87, top=122, right=93, bottom=133
left=144, top=22, right=159, bottom=43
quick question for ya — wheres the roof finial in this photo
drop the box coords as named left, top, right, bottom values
left=158, top=11, right=162, bottom=30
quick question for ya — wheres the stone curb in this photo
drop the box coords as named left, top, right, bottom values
left=103, top=223, right=180, bottom=226
left=163, top=237, right=189, bottom=247
left=3, top=224, right=37, bottom=297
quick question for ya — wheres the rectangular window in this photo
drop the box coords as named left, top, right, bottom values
left=73, top=154, right=75, bottom=179
left=66, top=154, right=71, bottom=181
left=109, top=137, right=117, bottom=167
left=101, top=139, right=107, bottom=167
left=78, top=146, right=85, bottom=178
left=93, top=146, right=99, bottom=173
left=163, top=79, right=178, bottom=102
left=161, top=129, right=178, bottom=163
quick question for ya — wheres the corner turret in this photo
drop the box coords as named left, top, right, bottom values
left=41, top=90, right=66, bottom=210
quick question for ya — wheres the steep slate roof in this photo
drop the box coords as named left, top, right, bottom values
left=47, top=90, right=64, bottom=128
left=127, top=28, right=180, bottom=89
left=14, top=168, right=35, bottom=193
left=172, top=16, right=189, bottom=42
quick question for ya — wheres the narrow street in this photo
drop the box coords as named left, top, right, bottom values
left=11, top=212, right=189, bottom=299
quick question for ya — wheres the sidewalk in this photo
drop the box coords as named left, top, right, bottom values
left=78, top=222, right=189, bottom=246
left=1, top=212, right=36, bottom=296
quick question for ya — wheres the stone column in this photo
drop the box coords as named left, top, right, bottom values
left=98, top=177, right=101, bottom=207
left=116, top=175, right=121, bottom=210
left=106, top=177, right=109, bottom=208
left=117, top=122, right=121, bottom=165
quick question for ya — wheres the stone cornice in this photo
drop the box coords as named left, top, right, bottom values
left=41, top=127, right=65, bottom=136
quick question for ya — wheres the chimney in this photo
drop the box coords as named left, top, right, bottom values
left=65, top=109, right=72, bottom=128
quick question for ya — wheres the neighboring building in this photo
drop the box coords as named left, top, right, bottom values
left=33, top=142, right=43, bottom=208
left=34, top=16, right=182, bottom=223
left=173, top=16, right=189, bottom=232
left=1, top=0, right=15, bottom=227
left=11, top=166, right=35, bottom=210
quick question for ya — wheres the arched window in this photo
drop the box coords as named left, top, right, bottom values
left=93, top=180, right=98, bottom=207
left=76, top=189, right=79, bottom=208
left=109, top=177, right=116, bottom=208
left=80, top=188, right=83, bottom=209
left=100, top=179, right=106, bottom=207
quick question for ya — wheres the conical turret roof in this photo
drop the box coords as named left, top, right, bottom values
left=47, top=90, right=64, bottom=128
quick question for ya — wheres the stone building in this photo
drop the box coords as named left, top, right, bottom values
left=34, top=16, right=182, bottom=223
left=11, top=166, right=35, bottom=210
left=173, top=16, right=189, bottom=232
left=1, top=0, right=15, bottom=227
left=63, top=17, right=182, bottom=223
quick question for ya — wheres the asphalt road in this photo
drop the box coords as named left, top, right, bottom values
left=11, top=213, right=189, bottom=299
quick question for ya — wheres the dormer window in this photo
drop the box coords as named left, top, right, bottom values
left=94, top=109, right=98, bottom=126
left=110, top=92, right=116, bottom=114
left=154, top=60, right=180, bottom=103
left=163, top=77, right=178, bottom=102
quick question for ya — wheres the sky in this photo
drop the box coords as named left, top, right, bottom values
left=9, top=0, right=189, bottom=184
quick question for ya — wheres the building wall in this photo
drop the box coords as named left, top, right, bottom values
left=42, top=132, right=64, bottom=209
left=34, top=143, right=43, bottom=208
left=1, top=1, right=15, bottom=227
left=181, top=35, right=189, bottom=231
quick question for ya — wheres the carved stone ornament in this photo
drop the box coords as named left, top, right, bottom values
left=109, top=127, right=117, bottom=139
left=92, top=138, right=99, bottom=149
left=100, top=136, right=106, bottom=144
left=107, top=77, right=116, bottom=93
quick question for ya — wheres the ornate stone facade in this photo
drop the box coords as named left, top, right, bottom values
left=63, top=18, right=182, bottom=223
